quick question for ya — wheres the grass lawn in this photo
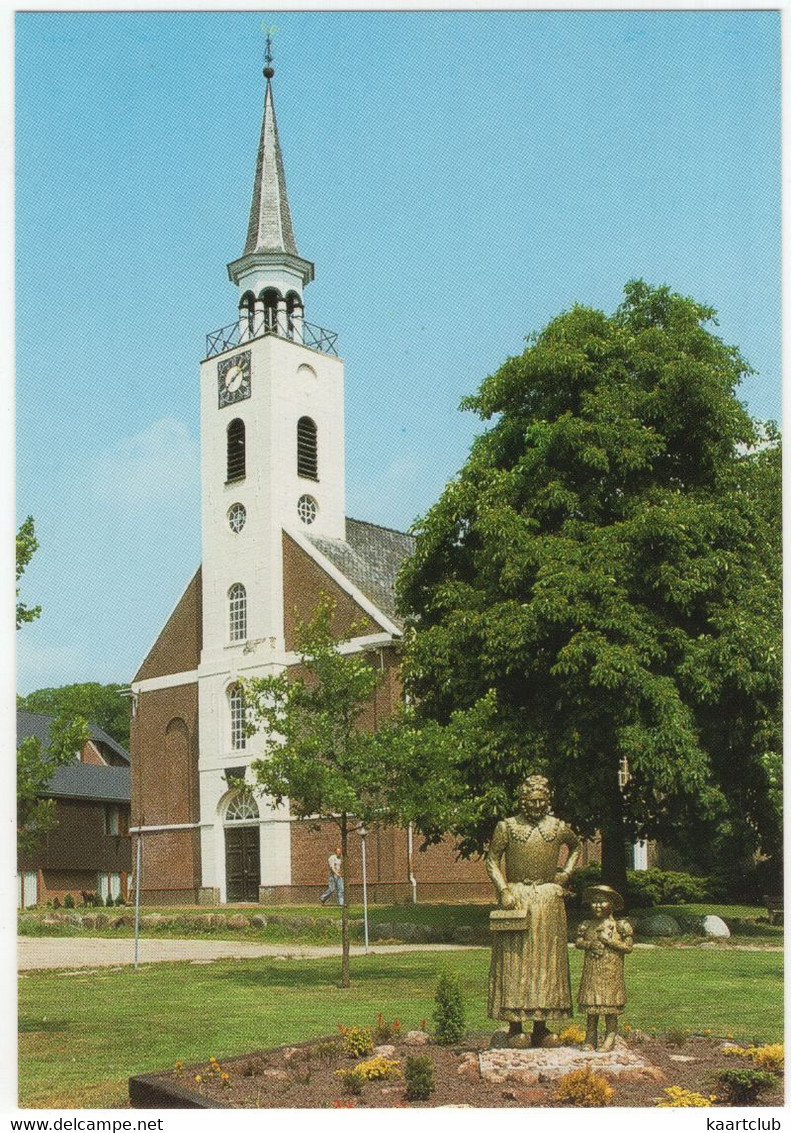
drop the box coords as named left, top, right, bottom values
left=18, top=945, right=782, bottom=1109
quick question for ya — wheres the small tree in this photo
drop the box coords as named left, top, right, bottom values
left=432, top=971, right=466, bottom=1045
left=243, top=595, right=466, bottom=987
left=16, top=517, right=89, bottom=855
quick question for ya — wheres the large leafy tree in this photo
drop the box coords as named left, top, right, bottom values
left=18, top=683, right=131, bottom=749
left=398, top=281, right=781, bottom=893
left=16, top=518, right=89, bottom=855
left=243, top=596, right=465, bottom=987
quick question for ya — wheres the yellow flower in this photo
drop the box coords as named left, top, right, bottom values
left=194, top=1075, right=202, bottom=1084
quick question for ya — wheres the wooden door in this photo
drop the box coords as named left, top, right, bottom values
left=225, top=825, right=260, bottom=902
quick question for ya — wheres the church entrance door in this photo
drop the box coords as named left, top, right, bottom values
left=225, top=825, right=260, bottom=902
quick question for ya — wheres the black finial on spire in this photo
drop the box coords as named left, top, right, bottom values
left=263, top=27, right=275, bottom=80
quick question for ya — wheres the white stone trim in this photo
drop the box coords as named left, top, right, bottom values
left=130, top=822, right=208, bottom=833
left=132, top=670, right=199, bottom=694
left=284, top=524, right=403, bottom=638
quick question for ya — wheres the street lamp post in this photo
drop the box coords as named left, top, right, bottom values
left=359, top=826, right=369, bottom=953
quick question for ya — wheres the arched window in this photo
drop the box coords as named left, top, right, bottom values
left=239, top=291, right=255, bottom=335
left=228, top=583, right=247, bottom=642
left=261, top=288, right=281, bottom=333
left=227, top=419, right=245, bottom=482
left=297, top=416, right=318, bottom=480
left=228, top=684, right=246, bottom=750
left=286, top=291, right=303, bottom=338
left=225, top=792, right=259, bottom=823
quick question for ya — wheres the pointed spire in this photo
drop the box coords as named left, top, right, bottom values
left=243, top=40, right=299, bottom=257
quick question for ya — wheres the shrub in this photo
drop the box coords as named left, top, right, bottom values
left=627, top=868, right=710, bottom=907
left=664, top=1029, right=688, bottom=1047
left=557, top=1023, right=587, bottom=1045
left=656, top=1086, right=715, bottom=1108
left=573, top=863, right=602, bottom=902
left=114, top=894, right=125, bottom=907
left=105, top=895, right=115, bottom=908
left=52, top=897, right=61, bottom=909
left=432, top=971, right=466, bottom=1045
left=63, top=893, right=75, bottom=909
left=748, top=1043, right=784, bottom=1073
left=309, top=1040, right=342, bottom=1063
left=554, top=1065, right=615, bottom=1107
left=404, top=1055, right=434, bottom=1101
left=355, top=1056, right=402, bottom=1081
left=373, top=1013, right=402, bottom=1043
left=714, top=1069, right=779, bottom=1105
left=337, top=1025, right=373, bottom=1058
left=336, top=1068, right=365, bottom=1096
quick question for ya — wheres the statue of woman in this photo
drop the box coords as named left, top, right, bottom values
left=485, top=775, right=581, bottom=1047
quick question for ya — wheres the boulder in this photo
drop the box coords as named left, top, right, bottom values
left=226, top=914, right=249, bottom=930
left=638, top=913, right=680, bottom=937
left=369, top=922, right=395, bottom=941
left=373, top=1045, right=396, bottom=1058
left=282, top=916, right=315, bottom=932
left=701, top=914, right=730, bottom=939
left=65, top=913, right=83, bottom=927
left=250, top=914, right=268, bottom=929
left=113, top=914, right=134, bottom=928
left=404, top=1030, right=430, bottom=1046
left=93, top=913, right=109, bottom=929
left=81, top=914, right=97, bottom=929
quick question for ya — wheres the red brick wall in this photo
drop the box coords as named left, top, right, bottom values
left=135, top=568, right=202, bottom=681
left=19, top=799, right=131, bottom=874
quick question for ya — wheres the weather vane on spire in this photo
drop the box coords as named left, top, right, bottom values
left=261, top=21, right=277, bottom=79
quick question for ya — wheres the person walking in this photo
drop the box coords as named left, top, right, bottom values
left=319, top=845, right=344, bottom=905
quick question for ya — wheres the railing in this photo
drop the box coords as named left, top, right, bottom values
left=205, top=317, right=339, bottom=360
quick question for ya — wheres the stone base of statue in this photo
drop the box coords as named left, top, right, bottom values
left=470, top=1042, right=667, bottom=1086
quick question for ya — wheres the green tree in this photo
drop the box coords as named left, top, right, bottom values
left=16, top=516, right=41, bottom=629
left=398, top=281, right=781, bottom=894
left=16, top=518, right=89, bottom=855
left=18, top=715, right=90, bottom=856
left=243, top=595, right=466, bottom=987
left=18, top=683, right=131, bottom=749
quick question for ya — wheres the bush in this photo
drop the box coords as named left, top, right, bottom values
left=748, top=1044, right=784, bottom=1073
left=404, top=1055, right=434, bottom=1101
left=373, top=1014, right=402, bottom=1043
left=52, top=897, right=61, bottom=909
left=337, top=1025, right=373, bottom=1058
left=63, top=893, right=75, bottom=909
left=554, top=1065, right=615, bottom=1107
left=715, top=1069, right=779, bottom=1105
left=432, top=972, right=466, bottom=1045
left=354, top=1057, right=402, bottom=1082
left=656, top=1086, right=715, bottom=1108
left=573, top=863, right=602, bottom=902
left=336, top=1068, right=365, bottom=1096
left=114, top=894, right=125, bottom=906
left=105, top=895, right=115, bottom=908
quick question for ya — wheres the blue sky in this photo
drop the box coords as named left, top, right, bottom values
left=15, top=10, right=781, bottom=696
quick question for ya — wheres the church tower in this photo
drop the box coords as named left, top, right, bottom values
left=196, top=45, right=346, bottom=898
left=130, top=43, right=487, bottom=906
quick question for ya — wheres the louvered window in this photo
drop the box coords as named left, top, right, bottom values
left=227, top=419, right=245, bottom=482
left=297, top=417, right=318, bottom=480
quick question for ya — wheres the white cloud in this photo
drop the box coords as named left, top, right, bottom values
left=90, top=417, right=200, bottom=509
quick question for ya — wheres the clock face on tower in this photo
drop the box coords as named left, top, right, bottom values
left=217, top=351, right=252, bottom=408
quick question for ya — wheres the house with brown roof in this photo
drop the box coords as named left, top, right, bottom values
left=17, top=711, right=131, bottom=908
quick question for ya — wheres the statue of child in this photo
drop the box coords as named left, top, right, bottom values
left=575, top=884, right=633, bottom=1051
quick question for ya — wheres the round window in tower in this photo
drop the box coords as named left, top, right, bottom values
left=297, top=494, right=318, bottom=525
left=228, top=503, right=247, bottom=533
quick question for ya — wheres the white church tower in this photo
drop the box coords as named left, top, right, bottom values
left=196, top=43, right=346, bottom=898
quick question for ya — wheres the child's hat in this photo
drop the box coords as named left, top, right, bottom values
left=582, top=884, right=624, bottom=911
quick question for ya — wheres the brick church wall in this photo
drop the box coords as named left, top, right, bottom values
left=282, top=533, right=377, bottom=648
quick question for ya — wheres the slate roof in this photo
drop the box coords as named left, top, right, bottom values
left=244, top=77, right=299, bottom=257
left=307, top=517, right=415, bottom=628
left=17, top=711, right=131, bottom=803
left=43, top=764, right=131, bottom=804
left=17, top=711, right=130, bottom=765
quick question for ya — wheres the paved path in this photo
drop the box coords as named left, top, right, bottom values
left=18, top=936, right=780, bottom=972
left=18, top=936, right=479, bottom=971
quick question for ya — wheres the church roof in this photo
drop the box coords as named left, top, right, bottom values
left=243, top=75, right=299, bottom=257
left=307, top=518, right=415, bottom=628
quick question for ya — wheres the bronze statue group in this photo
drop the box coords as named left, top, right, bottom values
left=486, top=775, right=633, bottom=1051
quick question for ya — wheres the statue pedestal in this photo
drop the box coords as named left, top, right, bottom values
left=475, top=1044, right=666, bottom=1086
